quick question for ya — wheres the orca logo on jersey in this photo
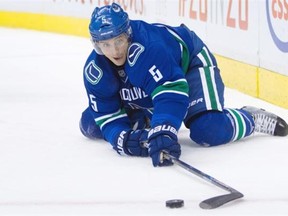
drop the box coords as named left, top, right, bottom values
left=84, top=60, right=103, bottom=85
left=127, top=43, right=145, bottom=66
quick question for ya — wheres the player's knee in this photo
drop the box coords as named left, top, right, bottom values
left=189, top=111, right=233, bottom=146
left=79, top=108, right=103, bottom=139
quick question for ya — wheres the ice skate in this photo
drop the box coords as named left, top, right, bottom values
left=241, top=106, right=288, bottom=136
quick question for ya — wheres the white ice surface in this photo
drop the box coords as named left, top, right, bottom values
left=0, top=27, right=288, bottom=216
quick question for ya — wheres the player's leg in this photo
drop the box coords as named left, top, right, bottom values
left=184, top=46, right=255, bottom=146
left=187, top=109, right=254, bottom=146
left=79, top=107, right=103, bottom=139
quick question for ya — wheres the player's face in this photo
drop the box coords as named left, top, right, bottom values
left=97, top=34, right=129, bottom=66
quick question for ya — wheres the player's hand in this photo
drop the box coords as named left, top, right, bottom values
left=147, top=125, right=181, bottom=167
left=114, top=130, right=148, bottom=157
left=126, top=108, right=150, bottom=130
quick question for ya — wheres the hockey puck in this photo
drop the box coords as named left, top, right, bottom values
left=165, top=199, right=184, bottom=208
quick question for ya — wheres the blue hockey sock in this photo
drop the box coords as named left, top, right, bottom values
left=225, top=108, right=255, bottom=142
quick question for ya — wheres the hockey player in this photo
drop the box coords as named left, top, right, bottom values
left=79, top=3, right=288, bottom=167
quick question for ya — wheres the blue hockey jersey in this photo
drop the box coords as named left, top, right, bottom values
left=83, top=20, right=205, bottom=147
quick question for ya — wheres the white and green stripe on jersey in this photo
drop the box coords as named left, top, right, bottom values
left=151, top=78, right=189, bottom=100
left=95, top=108, right=127, bottom=130
left=197, top=46, right=223, bottom=111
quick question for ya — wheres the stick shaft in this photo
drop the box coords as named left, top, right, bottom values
left=163, top=151, right=240, bottom=193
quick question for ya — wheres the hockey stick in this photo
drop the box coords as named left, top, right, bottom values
left=161, top=150, right=244, bottom=209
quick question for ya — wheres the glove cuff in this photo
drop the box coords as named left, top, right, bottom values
left=114, top=130, right=131, bottom=156
left=148, top=124, right=178, bottom=141
left=114, top=129, right=148, bottom=156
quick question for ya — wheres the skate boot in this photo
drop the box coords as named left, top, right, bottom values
left=242, top=106, right=288, bottom=136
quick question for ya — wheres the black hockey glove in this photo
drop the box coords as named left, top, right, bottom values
left=114, top=130, right=149, bottom=157
left=147, top=124, right=181, bottom=167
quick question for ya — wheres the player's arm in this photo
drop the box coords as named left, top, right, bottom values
left=83, top=59, right=148, bottom=157
left=88, top=91, right=149, bottom=157
left=128, top=43, right=189, bottom=166
left=147, top=71, right=189, bottom=166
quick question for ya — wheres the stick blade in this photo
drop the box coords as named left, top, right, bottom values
left=199, top=192, right=244, bottom=209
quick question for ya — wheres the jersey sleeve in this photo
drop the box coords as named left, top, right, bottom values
left=127, top=42, right=189, bottom=130
left=83, top=55, right=131, bottom=146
